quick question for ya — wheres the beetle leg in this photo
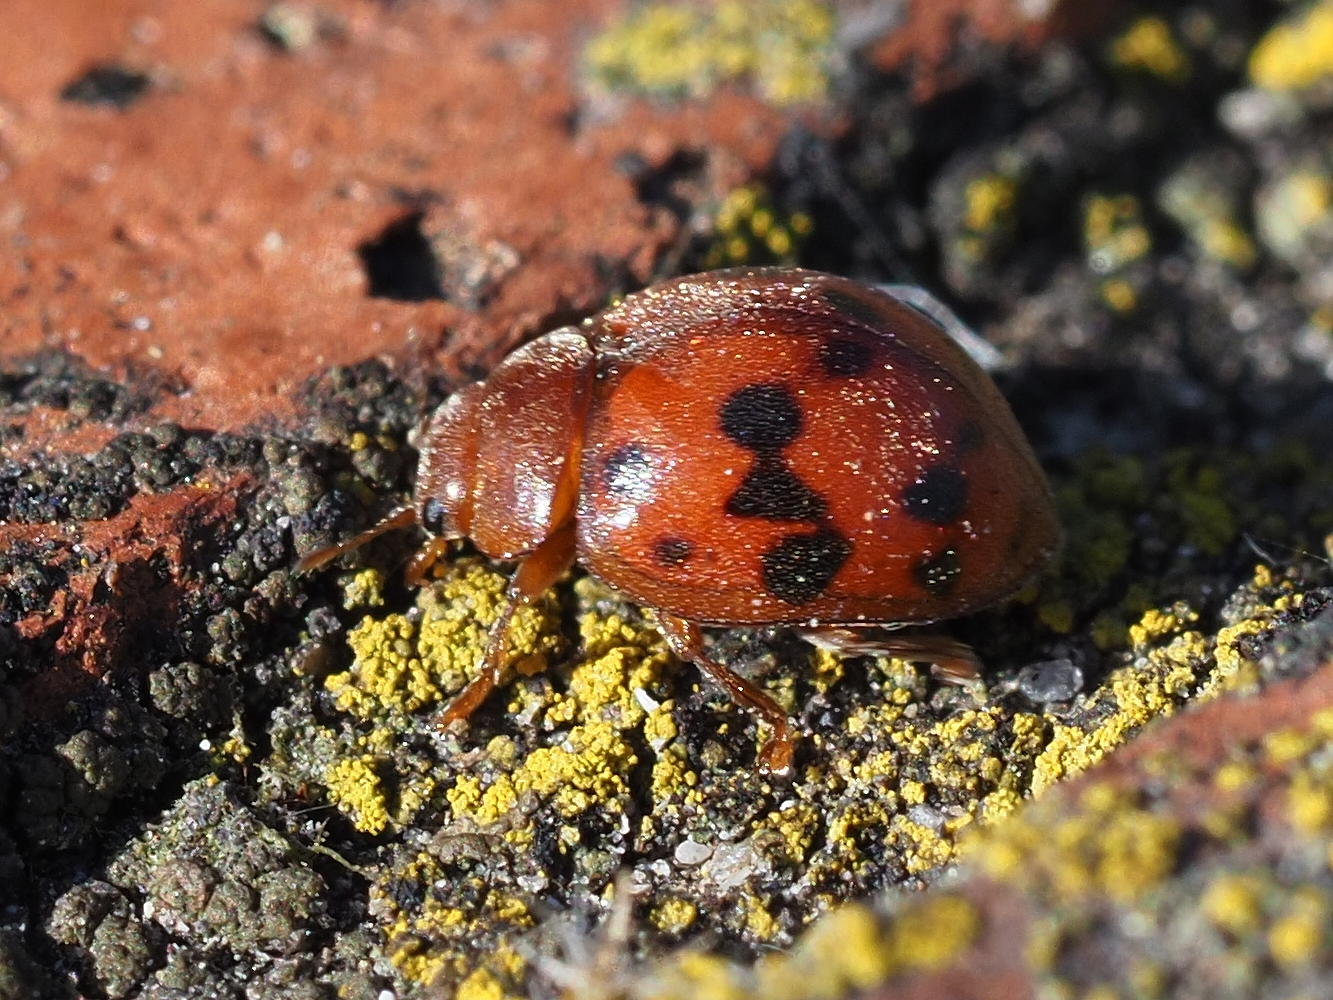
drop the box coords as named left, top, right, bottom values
left=404, top=536, right=452, bottom=586
left=800, top=626, right=982, bottom=684
left=654, top=613, right=795, bottom=776
left=295, top=506, right=418, bottom=573
left=440, top=521, right=577, bottom=725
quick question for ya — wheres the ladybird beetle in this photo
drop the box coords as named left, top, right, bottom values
left=298, top=267, right=1060, bottom=773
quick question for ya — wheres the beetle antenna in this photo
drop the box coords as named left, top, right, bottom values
left=295, top=506, right=418, bottom=573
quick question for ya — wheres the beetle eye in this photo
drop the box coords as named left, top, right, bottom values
left=420, top=497, right=446, bottom=534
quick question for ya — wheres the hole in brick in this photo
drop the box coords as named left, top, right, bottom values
left=59, top=65, right=151, bottom=110
left=357, top=212, right=445, bottom=302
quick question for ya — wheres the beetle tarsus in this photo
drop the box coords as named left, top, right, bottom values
left=404, top=536, right=452, bottom=587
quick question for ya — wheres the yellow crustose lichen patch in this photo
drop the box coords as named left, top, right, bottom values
left=651, top=897, right=700, bottom=935
left=324, top=561, right=560, bottom=719
left=324, top=755, right=390, bottom=835
left=967, top=781, right=1181, bottom=904
left=1268, top=888, right=1327, bottom=969
left=440, top=609, right=669, bottom=845
left=1201, top=873, right=1264, bottom=936
left=1250, top=0, right=1333, bottom=91
left=584, top=0, right=835, bottom=105
left=1109, top=16, right=1191, bottom=82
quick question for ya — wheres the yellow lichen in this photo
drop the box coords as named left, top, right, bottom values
left=704, top=184, right=814, bottom=269
left=1109, top=16, right=1191, bottom=81
left=325, top=561, right=561, bottom=719
left=341, top=567, right=385, bottom=608
left=1085, top=194, right=1152, bottom=269
left=1258, top=169, right=1333, bottom=260
left=740, top=894, right=782, bottom=942
left=651, top=897, right=699, bottom=935
left=585, top=0, right=835, bottom=105
left=745, top=896, right=975, bottom=998
left=1128, top=606, right=1198, bottom=650
left=386, top=898, right=468, bottom=984
left=1158, top=176, right=1257, bottom=271
left=447, top=722, right=637, bottom=838
left=884, top=894, right=979, bottom=971
left=964, top=175, right=1017, bottom=234
left=642, top=952, right=747, bottom=1000
left=1099, top=278, right=1139, bottom=313
left=1264, top=727, right=1319, bottom=766
left=1202, top=614, right=1272, bottom=695
left=643, top=701, right=679, bottom=750
left=1201, top=873, right=1263, bottom=936
left=754, top=904, right=888, bottom=997
left=1287, top=770, right=1333, bottom=834
left=763, top=800, right=820, bottom=866
left=324, top=750, right=435, bottom=835
left=384, top=892, right=531, bottom=990
left=892, top=814, right=956, bottom=875
left=650, top=746, right=703, bottom=812
left=899, top=779, right=926, bottom=805
left=967, top=783, right=1180, bottom=904
left=1268, top=889, right=1327, bottom=969
left=325, top=755, right=390, bottom=835
left=1200, top=217, right=1259, bottom=270
left=455, top=967, right=508, bottom=1000
left=567, top=612, right=671, bottom=722
left=1250, top=0, right=1333, bottom=90
left=809, top=646, right=844, bottom=692
left=1213, top=760, right=1257, bottom=795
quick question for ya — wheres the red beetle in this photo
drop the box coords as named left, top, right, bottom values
left=299, top=268, right=1059, bottom=772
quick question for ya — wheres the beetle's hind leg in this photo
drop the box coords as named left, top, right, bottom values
left=439, top=521, right=577, bottom=725
left=800, top=626, right=981, bottom=684
left=654, top=614, right=795, bottom=776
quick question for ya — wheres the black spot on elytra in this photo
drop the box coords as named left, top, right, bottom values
left=726, top=455, right=827, bottom=520
left=821, top=287, right=884, bottom=328
left=653, top=536, right=694, bottom=566
left=914, top=547, right=962, bottom=596
left=902, top=465, right=969, bottom=524
left=719, top=384, right=802, bottom=450
left=601, top=443, right=656, bottom=500
left=761, top=530, right=851, bottom=605
left=818, top=337, right=875, bottom=377
left=955, top=421, right=984, bottom=455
